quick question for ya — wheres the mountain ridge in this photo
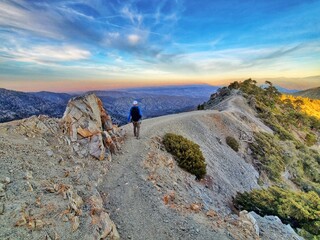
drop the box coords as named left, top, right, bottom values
left=293, top=86, right=320, bottom=99
left=0, top=91, right=303, bottom=240
left=0, top=85, right=218, bottom=125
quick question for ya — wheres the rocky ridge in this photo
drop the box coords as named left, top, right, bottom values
left=0, top=92, right=303, bottom=240
left=62, top=94, right=124, bottom=160
left=101, top=92, right=301, bottom=239
left=293, top=86, right=320, bottom=99
left=0, top=94, right=123, bottom=239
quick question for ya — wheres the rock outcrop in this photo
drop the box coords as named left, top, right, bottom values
left=204, top=87, right=233, bottom=108
left=63, top=94, right=125, bottom=160
left=249, top=212, right=303, bottom=240
left=0, top=112, right=120, bottom=239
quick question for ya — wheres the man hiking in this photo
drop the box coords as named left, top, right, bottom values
left=128, top=100, right=143, bottom=139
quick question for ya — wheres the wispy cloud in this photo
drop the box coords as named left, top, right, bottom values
left=121, top=5, right=143, bottom=26
left=0, top=1, right=62, bottom=39
left=0, top=0, right=181, bottom=62
left=0, top=45, right=91, bottom=64
left=0, top=0, right=319, bottom=89
left=157, top=42, right=320, bottom=75
left=127, top=34, right=141, bottom=45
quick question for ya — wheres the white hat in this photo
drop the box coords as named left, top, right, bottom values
left=133, top=100, right=138, bottom=105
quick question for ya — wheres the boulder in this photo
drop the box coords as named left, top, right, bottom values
left=88, top=193, right=120, bottom=239
left=248, top=96, right=257, bottom=108
left=62, top=94, right=124, bottom=160
left=249, top=211, right=303, bottom=240
left=239, top=210, right=259, bottom=236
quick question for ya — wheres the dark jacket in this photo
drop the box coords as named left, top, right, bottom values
left=128, top=106, right=142, bottom=122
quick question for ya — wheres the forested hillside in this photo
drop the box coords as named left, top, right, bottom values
left=226, top=79, right=320, bottom=239
left=293, top=87, right=320, bottom=99
left=281, top=94, right=320, bottom=119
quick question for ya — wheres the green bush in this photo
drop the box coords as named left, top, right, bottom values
left=163, top=133, right=206, bottom=179
left=197, top=104, right=205, bottom=110
left=249, top=132, right=286, bottom=181
left=306, top=133, right=317, bottom=146
left=234, top=186, right=320, bottom=237
left=226, top=136, right=239, bottom=152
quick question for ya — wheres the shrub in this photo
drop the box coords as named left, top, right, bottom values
left=226, top=136, right=239, bottom=152
left=249, top=132, right=286, bottom=181
left=234, top=186, right=320, bottom=237
left=305, top=133, right=317, bottom=146
left=163, top=133, right=206, bottom=179
left=197, top=104, right=205, bottom=110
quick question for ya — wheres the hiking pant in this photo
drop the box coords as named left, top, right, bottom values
left=132, top=121, right=141, bottom=138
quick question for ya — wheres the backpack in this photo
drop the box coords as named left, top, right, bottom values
left=131, top=106, right=141, bottom=122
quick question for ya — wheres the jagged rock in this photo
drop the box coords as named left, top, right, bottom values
left=205, top=87, right=234, bottom=109
left=248, top=96, right=256, bottom=108
left=88, top=192, right=119, bottom=239
left=239, top=210, right=259, bottom=236
left=66, top=188, right=83, bottom=215
left=249, top=211, right=303, bottom=240
left=47, top=150, right=54, bottom=157
left=218, top=87, right=231, bottom=97
left=1, top=177, right=10, bottom=184
left=35, top=219, right=45, bottom=229
left=71, top=216, right=80, bottom=232
left=0, top=183, right=5, bottom=192
left=18, top=115, right=60, bottom=135
left=25, top=181, right=33, bottom=192
left=0, top=202, right=4, bottom=215
left=62, top=94, right=125, bottom=160
left=4, top=177, right=10, bottom=184
left=24, top=171, right=33, bottom=180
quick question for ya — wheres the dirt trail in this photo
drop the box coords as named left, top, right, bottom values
left=100, top=110, right=231, bottom=240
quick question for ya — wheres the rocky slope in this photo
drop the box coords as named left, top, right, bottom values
left=101, top=92, right=301, bottom=239
left=0, top=92, right=302, bottom=240
left=0, top=94, right=123, bottom=239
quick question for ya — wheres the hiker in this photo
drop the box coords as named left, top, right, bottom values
left=128, top=100, right=143, bottom=139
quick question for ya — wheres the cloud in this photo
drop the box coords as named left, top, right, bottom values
left=0, top=45, right=91, bottom=64
left=0, top=1, right=62, bottom=39
left=121, top=6, right=143, bottom=26
left=127, top=34, right=141, bottom=45
left=154, top=43, right=318, bottom=75
left=0, top=0, right=181, bottom=61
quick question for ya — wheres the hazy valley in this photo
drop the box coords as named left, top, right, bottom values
left=0, top=85, right=219, bottom=125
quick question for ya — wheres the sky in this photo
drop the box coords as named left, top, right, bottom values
left=0, top=0, right=320, bottom=92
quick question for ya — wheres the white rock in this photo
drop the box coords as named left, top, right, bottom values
left=62, top=94, right=125, bottom=161
left=0, top=203, right=4, bottom=214
left=249, top=211, right=303, bottom=240
left=47, top=150, right=54, bottom=157
left=24, top=171, right=33, bottom=180
left=5, top=177, right=11, bottom=183
left=0, top=183, right=5, bottom=192
left=1, top=177, right=10, bottom=184
left=247, top=212, right=260, bottom=235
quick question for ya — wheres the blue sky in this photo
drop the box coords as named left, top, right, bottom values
left=0, top=0, right=319, bottom=91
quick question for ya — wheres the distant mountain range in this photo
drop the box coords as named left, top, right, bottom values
left=260, top=84, right=299, bottom=93
left=0, top=84, right=219, bottom=125
left=0, top=88, right=68, bottom=123
left=292, top=86, right=320, bottom=99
